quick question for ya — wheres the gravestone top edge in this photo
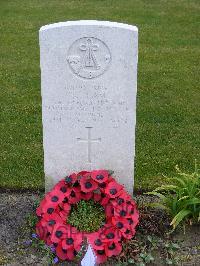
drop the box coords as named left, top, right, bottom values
left=39, top=20, right=138, bottom=33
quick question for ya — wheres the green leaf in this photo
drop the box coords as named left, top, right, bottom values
left=171, top=243, right=180, bottom=249
left=146, top=191, right=167, bottom=200
left=168, top=176, right=187, bottom=187
left=147, top=202, right=169, bottom=211
left=185, top=198, right=200, bottom=206
left=147, top=235, right=152, bottom=242
left=154, top=185, right=178, bottom=192
left=170, top=209, right=192, bottom=229
left=128, top=258, right=135, bottom=264
left=145, top=254, right=154, bottom=263
left=148, top=162, right=200, bottom=231
left=136, top=263, right=145, bottom=266
left=140, top=253, right=146, bottom=259
left=166, top=258, right=173, bottom=265
left=178, top=196, right=189, bottom=201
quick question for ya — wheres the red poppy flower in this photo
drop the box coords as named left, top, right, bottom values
left=127, top=210, right=139, bottom=232
left=105, top=241, right=122, bottom=257
left=59, top=210, right=69, bottom=222
left=121, top=228, right=135, bottom=240
left=45, top=189, right=66, bottom=207
left=95, top=249, right=107, bottom=264
left=41, top=212, right=64, bottom=232
left=38, top=197, right=57, bottom=216
left=91, top=170, right=109, bottom=183
left=81, top=191, right=93, bottom=201
left=46, top=235, right=53, bottom=246
left=98, top=182, right=107, bottom=192
left=105, top=203, right=114, bottom=221
left=93, top=192, right=102, bottom=202
left=113, top=202, right=134, bottom=218
left=62, top=230, right=82, bottom=251
left=107, top=176, right=116, bottom=184
left=36, top=198, right=46, bottom=216
left=113, top=190, right=133, bottom=205
left=100, top=224, right=121, bottom=243
left=80, top=175, right=98, bottom=193
left=36, top=221, right=49, bottom=242
left=68, top=188, right=81, bottom=204
left=77, top=171, right=90, bottom=178
left=128, top=206, right=139, bottom=220
left=56, top=242, right=68, bottom=260
left=58, top=201, right=71, bottom=221
left=100, top=194, right=110, bottom=206
left=88, top=232, right=105, bottom=251
left=105, top=181, right=123, bottom=198
left=72, top=181, right=82, bottom=193
left=51, top=224, right=68, bottom=243
left=56, top=242, right=76, bottom=261
left=132, top=208, right=140, bottom=223
left=112, top=216, right=130, bottom=233
left=59, top=201, right=71, bottom=212
left=64, top=173, right=77, bottom=185
left=112, top=209, right=139, bottom=239
left=53, top=180, right=70, bottom=197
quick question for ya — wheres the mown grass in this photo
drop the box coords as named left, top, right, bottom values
left=0, top=0, right=199, bottom=190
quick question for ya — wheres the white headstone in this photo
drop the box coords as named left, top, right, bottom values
left=39, top=20, right=138, bottom=195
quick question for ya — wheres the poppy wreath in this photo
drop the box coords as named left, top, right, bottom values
left=36, top=170, right=139, bottom=264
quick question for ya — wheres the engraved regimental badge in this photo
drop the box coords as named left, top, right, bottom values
left=67, top=37, right=111, bottom=79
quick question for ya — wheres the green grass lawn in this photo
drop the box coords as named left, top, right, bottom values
left=0, top=0, right=199, bottom=191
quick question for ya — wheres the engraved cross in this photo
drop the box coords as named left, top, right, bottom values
left=77, top=127, right=101, bottom=163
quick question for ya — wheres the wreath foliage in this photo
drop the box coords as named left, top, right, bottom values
left=36, top=170, right=139, bottom=264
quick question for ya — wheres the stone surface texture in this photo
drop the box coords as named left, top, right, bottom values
left=39, top=20, right=138, bottom=194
